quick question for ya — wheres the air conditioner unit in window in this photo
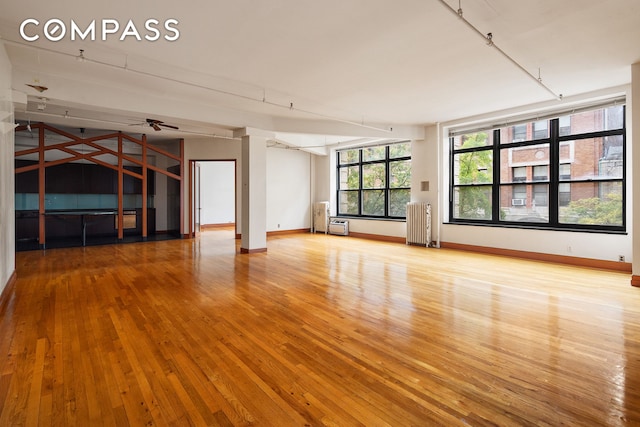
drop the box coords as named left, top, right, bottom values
left=512, top=199, right=525, bottom=206
left=329, top=219, right=349, bottom=236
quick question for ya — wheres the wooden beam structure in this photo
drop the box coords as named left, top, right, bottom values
left=14, top=123, right=183, bottom=247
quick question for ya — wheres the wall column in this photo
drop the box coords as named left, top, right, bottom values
left=236, top=128, right=270, bottom=253
left=631, top=62, right=640, bottom=286
left=0, top=41, right=16, bottom=297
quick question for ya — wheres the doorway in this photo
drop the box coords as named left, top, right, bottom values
left=189, top=160, right=236, bottom=237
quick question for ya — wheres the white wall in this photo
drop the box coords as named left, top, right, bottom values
left=200, top=161, right=235, bottom=225
left=412, top=127, right=439, bottom=243
left=0, top=42, right=15, bottom=295
left=314, top=154, right=332, bottom=210
left=632, top=63, right=639, bottom=277
left=266, top=147, right=311, bottom=231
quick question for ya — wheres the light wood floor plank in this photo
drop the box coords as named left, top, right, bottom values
left=2, top=230, right=640, bottom=425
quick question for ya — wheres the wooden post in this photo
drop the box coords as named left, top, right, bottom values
left=142, top=134, right=148, bottom=239
left=188, top=161, right=193, bottom=237
left=117, top=133, right=124, bottom=240
left=38, top=124, right=45, bottom=248
left=180, top=138, right=184, bottom=238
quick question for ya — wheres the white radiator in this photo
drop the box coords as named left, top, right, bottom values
left=406, top=202, right=431, bottom=246
left=312, top=201, right=330, bottom=233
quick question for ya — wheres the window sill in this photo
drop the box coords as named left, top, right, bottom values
left=335, top=215, right=406, bottom=223
left=445, top=220, right=627, bottom=235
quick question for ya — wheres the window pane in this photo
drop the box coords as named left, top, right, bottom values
left=559, top=105, right=624, bottom=135
left=338, top=191, right=359, bottom=215
left=567, top=136, right=623, bottom=180
left=500, top=145, right=549, bottom=184
left=389, top=189, right=410, bottom=217
left=559, top=182, right=623, bottom=226
left=500, top=121, right=549, bottom=143
left=453, top=186, right=492, bottom=220
left=389, top=160, right=411, bottom=188
left=499, top=184, right=549, bottom=223
left=362, top=190, right=385, bottom=216
left=339, top=166, right=360, bottom=190
left=453, top=131, right=492, bottom=149
left=363, top=146, right=385, bottom=162
left=389, top=142, right=411, bottom=159
left=339, top=149, right=359, bottom=165
left=453, top=150, right=493, bottom=185
left=362, top=163, right=385, bottom=189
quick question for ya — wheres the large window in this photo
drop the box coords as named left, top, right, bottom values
left=337, top=141, right=411, bottom=219
left=450, top=104, right=625, bottom=232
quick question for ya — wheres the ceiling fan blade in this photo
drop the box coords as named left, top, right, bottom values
left=143, top=118, right=178, bottom=131
left=26, top=84, right=49, bottom=93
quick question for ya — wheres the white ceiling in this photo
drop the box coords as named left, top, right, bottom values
left=1, top=0, right=639, bottom=152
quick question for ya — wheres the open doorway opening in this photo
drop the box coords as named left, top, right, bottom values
left=190, top=160, right=236, bottom=238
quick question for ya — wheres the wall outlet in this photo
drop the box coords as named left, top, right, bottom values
left=619, top=255, right=625, bottom=262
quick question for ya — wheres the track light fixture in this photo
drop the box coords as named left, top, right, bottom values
left=6, top=40, right=392, bottom=133
left=438, top=0, right=562, bottom=100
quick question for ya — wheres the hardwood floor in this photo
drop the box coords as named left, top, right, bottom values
left=2, top=230, right=639, bottom=426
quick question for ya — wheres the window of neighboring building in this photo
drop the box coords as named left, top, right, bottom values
left=449, top=103, right=625, bottom=232
left=533, top=120, right=549, bottom=139
left=337, top=141, right=411, bottom=219
left=559, top=183, right=571, bottom=207
left=559, top=115, right=571, bottom=136
left=513, top=166, right=526, bottom=182
left=512, top=124, right=527, bottom=142
left=533, top=165, right=548, bottom=181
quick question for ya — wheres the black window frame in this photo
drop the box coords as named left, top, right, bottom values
left=336, top=142, right=411, bottom=220
left=449, top=105, right=626, bottom=233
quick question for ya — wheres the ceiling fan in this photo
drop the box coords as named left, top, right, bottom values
left=144, top=118, right=179, bottom=131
